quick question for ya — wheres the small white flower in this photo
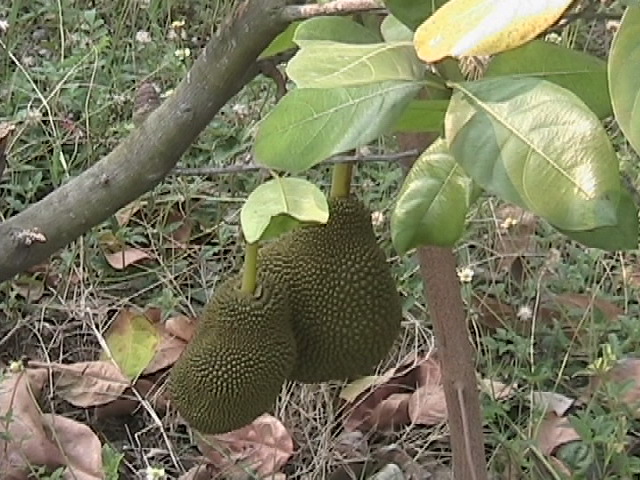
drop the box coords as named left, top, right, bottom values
left=232, top=103, right=250, bottom=117
left=171, top=20, right=186, bottom=30
left=500, top=216, right=518, bottom=230
left=371, top=211, right=384, bottom=227
left=174, top=48, right=191, bottom=60
left=0, top=19, right=9, bottom=33
left=457, top=266, right=474, bottom=283
left=135, top=30, right=152, bottom=44
left=145, top=466, right=165, bottom=480
left=9, top=360, right=24, bottom=373
left=26, top=108, right=43, bottom=123
left=516, top=305, right=533, bottom=321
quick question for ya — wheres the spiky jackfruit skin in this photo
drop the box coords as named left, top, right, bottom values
left=167, top=273, right=296, bottom=434
left=259, top=196, right=403, bottom=383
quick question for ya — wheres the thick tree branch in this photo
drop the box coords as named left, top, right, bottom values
left=0, top=0, right=292, bottom=283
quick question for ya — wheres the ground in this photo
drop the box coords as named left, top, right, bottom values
left=2, top=1, right=640, bottom=479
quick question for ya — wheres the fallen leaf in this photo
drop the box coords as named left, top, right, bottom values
left=115, top=200, right=145, bottom=227
left=534, top=412, right=581, bottom=456
left=473, top=295, right=517, bottom=331
left=587, top=357, right=640, bottom=415
left=143, top=329, right=187, bottom=375
left=166, top=209, right=194, bottom=246
left=55, top=361, right=131, bottom=408
left=165, top=314, right=198, bottom=342
left=407, top=358, right=447, bottom=426
left=93, top=378, right=169, bottom=419
left=197, top=414, right=294, bottom=478
left=339, top=367, right=398, bottom=403
left=101, top=308, right=160, bottom=379
left=479, top=378, right=518, bottom=401
left=550, top=293, right=622, bottom=322
left=104, top=248, right=151, bottom=270
left=0, top=368, right=103, bottom=480
left=530, top=391, right=575, bottom=417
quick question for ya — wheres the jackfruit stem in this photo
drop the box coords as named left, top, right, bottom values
left=330, top=163, right=353, bottom=198
left=241, top=242, right=259, bottom=294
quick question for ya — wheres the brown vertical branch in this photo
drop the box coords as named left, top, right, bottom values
left=397, top=95, right=488, bottom=480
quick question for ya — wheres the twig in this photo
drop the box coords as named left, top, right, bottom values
left=170, top=150, right=420, bottom=177
left=281, top=0, right=385, bottom=22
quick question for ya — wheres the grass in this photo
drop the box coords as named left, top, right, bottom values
left=2, top=1, right=640, bottom=479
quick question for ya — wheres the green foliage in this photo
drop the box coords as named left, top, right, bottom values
left=485, top=39, right=612, bottom=119
left=383, top=0, right=448, bottom=30
left=380, top=14, right=414, bottom=42
left=391, top=99, right=449, bottom=133
left=259, top=21, right=301, bottom=58
left=102, top=444, right=124, bottom=480
left=391, top=138, right=479, bottom=252
left=446, top=77, right=622, bottom=232
left=608, top=5, right=640, bottom=156
left=293, top=16, right=381, bottom=44
left=240, top=177, right=329, bottom=244
left=253, top=81, right=423, bottom=172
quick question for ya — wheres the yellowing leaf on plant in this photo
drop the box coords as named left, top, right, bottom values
left=101, top=309, right=161, bottom=379
left=414, top=0, right=573, bottom=63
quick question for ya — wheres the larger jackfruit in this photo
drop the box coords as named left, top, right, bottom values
left=259, top=196, right=403, bottom=383
left=167, top=273, right=296, bottom=434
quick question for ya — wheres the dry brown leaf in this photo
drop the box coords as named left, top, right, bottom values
left=104, top=248, right=152, bottom=270
left=587, top=357, right=640, bottom=415
left=167, top=209, right=194, bottom=246
left=165, top=314, right=198, bottom=342
left=0, top=368, right=102, bottom=480
left=197, top=414, right=294, bottom=478
left=530, top=391, right=575, bottom=417
left=473, top=295, right=516, bottom=331
left=143, top=329, right=187, bottom=375
left=55, top=360, right=131, bottom=407
left=407, top=358, right=447, bottom=425
left=93, top=378, right=168, bottom=419
left=41, top=414, right=103, bottom=480
left=534, top=412, right=580, bottom=456
left=115, top=200, right=145, bottom=227
left=550, top=293, right=622, bottom=322
left=479, top=378, right=518, bottom=401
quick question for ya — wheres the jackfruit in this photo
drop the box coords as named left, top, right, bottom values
left=167, top=273, right=296, bottom=434
left=259, top=195, right=403, bottom=383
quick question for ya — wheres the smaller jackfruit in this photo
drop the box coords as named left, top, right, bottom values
left=259, top=196, right=403, bottom=383
left=168, top=273, right=296, bottom=434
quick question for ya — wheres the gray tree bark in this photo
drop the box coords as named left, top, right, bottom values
left=0, top=0, right=290, bottom=283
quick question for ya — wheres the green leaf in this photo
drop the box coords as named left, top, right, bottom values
left=294, top=16, right=381, bottom=45
left=391, top=137, right=475, bottom=252
left=384, top=0, right=448, bottom=30
left=609, top=5, right=640, bottom=156
left=381, top=14, right=414, bottom=42
left=557, top=189, right=639, bottom=251
left=486, top=40, right=612, bottom=119
left=287, top=41, right=424, bottom=88
left=259, top=21, right=301, bottom=59
left=254, top=81, right=423, bottom=172
left=241, top=177, right=329, bottom=243
left=102, top=310, right=160, bottom=380
left=445, top=77, right=621, bottom=231
left=391, top=99, right=449, bottom=133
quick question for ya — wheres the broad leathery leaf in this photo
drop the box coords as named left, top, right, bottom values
left=101, top=309, right=160, bottom=379
left=287, top=42, right=425, bottom=88
left=555, top=189, right=639, bottom=251
left=609, top=5, right=640, bottom=156
left=381, top=14, right=414, bottom=42
left=486, top=40, right=612, bottom=119
left=414, top=0, right=573, bottom=63
left=294, top=16, right=380, bottom=45
left=391, top=138, right=475, bottom=252
left=254, top=81, right=423, bottom=173
left=384, top=0, right=449, bottom=31
left=445, top=77, right=621, bottom=231
left=391, top=99, right=449, bottom=133
left=241, top=177, right=329, bottom=243
left=259, top=21, right=301, bottom=59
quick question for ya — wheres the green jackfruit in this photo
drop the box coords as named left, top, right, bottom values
left=167, top=273, right=296, bottom=434
left=259, top=196, right=403, bottom=383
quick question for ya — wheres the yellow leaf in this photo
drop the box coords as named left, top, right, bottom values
left=414, top=0, right=573, bottom=63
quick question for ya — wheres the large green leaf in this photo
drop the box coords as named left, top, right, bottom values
left=381, top=14, right=414, bottom=42
left=556, top=189, right=639, bottom=251
left=445, top=77, right=621, bottom=231
left=391, top=99, right=449, bottom=133
left=294, top=16, right=381, bottom=45
left=287, top=42, right=424, bottom=88
left=241, top=177, right=329, bottom=243
left=609, top=5, right=640, bottom=156
left=254, top=81, right=423, bottom=172
left=384, top=0, right=448, bottom=30
left=391, top=137, right=476, bottom=252
left=486, top=40, right=611, bottom=119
